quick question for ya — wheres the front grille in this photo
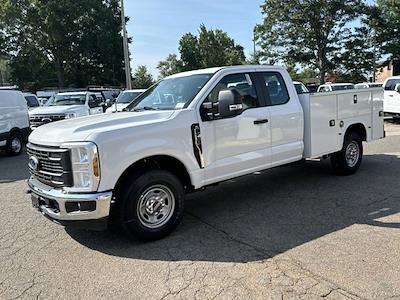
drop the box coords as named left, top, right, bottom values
left=27, top=143, right=73, bottom=188
left=29, top=114, right=66, bottom=128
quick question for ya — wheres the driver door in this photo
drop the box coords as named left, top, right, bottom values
left=200, top=72, right=272, bottom=185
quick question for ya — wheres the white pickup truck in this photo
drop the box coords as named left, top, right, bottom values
left=28, top=92, right=104, bottom=129
left=27, top=65, right=384, bottom=241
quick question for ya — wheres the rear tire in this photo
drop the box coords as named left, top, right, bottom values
left=114, top=170, right=185, bottom=241
left=5, top=132, right=22, bottom=156
left=331, top=132, right=363, bottom=175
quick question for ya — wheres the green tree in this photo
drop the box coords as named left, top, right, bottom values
left=158, top=24, right=246, bottom=77
left=179, top=33, right=202, bottom=71
left=157, top=54, right=183, bottom=78
left=2, top=0, right=126, bottom=88
left=334, top=26, right=376, bottom=83
left=132, top=65, right=155, bottom=89
left=368, top=0, right=400, bottom=59
left=255, top=0, right=364, bottom=84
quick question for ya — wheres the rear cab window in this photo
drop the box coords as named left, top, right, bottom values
left=258, top=72, right=290, bottom=106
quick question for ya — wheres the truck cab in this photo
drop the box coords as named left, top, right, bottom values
left=28, top=91, right=104, bottom=129
left=27, top=65, right=385, bottom=241
left=383, top=76, right=400, bottom=117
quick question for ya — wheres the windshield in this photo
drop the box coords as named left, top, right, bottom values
left=117, top=91, right=143, bottom=104
left=126, top=74, right=212, bottom=111
left=331, top=84, right=354, bottom=91
left=45, top=94, right=86, bottom=106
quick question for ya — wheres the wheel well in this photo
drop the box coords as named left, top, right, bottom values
left=114, top=155, right=194, bottom=195
left=345, top=123, right=367, bottom=141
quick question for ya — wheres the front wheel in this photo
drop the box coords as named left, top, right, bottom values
left=5, top=132, right=22, bottom=156
left=115, top=170, right=185, bottom=241
left=331, top=132, right=363, bottom=175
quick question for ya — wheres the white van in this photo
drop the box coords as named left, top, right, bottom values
left=383, top=76, right=400, bottom=117
left=0, top=90, right=30, bottom=155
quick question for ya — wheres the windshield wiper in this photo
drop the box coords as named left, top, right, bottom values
left=132, top=106, right=159, bottom=112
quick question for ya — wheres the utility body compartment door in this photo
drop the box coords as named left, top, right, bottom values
left=299, top=93, right=340, bottom=158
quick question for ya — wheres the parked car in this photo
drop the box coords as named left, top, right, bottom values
left=106, top=89, right=146, bottom=113
left=23, top=93, right=40, bottom=110
left=27, top=65, right=384, bottom=241
left=28, top=91, right=104, bottom=129
left=317, top=83, right=355, bottom=92
left=383, top=76, right=400, bottom=117
left=355, top=83, right=383, bottom=89
left=0, top=90, right=30, bottom=155
left=293, top=81, right=309, bottom=94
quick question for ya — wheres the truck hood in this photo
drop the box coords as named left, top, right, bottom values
left=29, top=110, right=176, bottom=146
left=29, top=105, right=87, bottom=115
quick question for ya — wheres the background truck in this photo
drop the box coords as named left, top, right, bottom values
left=27, top=65, right=385, bottom=241
left=28, top=91, right=104, bottom=129
left=383, top=76, right=400, bottom=118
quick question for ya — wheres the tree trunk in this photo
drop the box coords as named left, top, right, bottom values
left=318, top=49, right=326, bottom=85
left=54, top=56, right=65, bottom=88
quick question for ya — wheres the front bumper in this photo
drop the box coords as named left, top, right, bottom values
left=28, top=177, right=112, bottom=230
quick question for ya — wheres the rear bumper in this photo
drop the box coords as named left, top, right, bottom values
left=28, top=177, right=112, bottom=230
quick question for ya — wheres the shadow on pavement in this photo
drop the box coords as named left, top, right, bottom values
left=0, top=150, right=29, bottom=183
left=65, top=153, right=399, bottom=262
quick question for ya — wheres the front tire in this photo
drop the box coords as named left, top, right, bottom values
left=331, top=132, right=363, bottom=175
left=5, top=132, right=22, bottom=156
left=115, top=170, right=185, bottom=241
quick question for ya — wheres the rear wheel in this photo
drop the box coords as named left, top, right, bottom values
left=5, top=132, right=22, bottom=156
left=331, top=132, right=363, bottom=175
left=115, top=170, right=185, bottom=241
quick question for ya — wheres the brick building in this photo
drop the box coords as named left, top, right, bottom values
left=375, top=59, right=400, bottom=83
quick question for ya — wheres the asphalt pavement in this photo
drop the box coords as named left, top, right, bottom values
left=0, top=121, right=400, bottom=299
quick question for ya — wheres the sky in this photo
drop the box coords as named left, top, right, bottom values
left=124, top=0, right=264, bottom=77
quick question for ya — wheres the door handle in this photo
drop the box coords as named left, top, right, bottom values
left=254, top=118, right=269, bottom=125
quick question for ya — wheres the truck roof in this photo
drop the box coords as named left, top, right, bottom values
left=166, top=65, right=286, bottom=79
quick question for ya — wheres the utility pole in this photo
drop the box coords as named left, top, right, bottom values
left=121, top=0, right=132, bottom=89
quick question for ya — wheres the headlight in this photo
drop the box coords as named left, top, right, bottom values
left=65, top=113, right=77, bottom=119
left=61, top=142, right=100, bottom=192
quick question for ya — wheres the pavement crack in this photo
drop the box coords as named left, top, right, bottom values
left=186, top=211, right=276, bottom=258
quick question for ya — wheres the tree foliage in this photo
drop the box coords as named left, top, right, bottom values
left=2, top=0, right=127, bottom=89
left=157, top=24, right=246, bottom=78
left=255, top=0, right=364, bottom=84
left=368, top=0, right=400, bottom=59
left=132, top=65, right=155, bottom=89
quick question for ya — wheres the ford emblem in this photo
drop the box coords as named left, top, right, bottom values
left=29, top=156, right=39, bottom=170
left=41, top=118, right=52, bottom=124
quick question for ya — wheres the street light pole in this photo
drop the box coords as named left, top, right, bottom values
left=121, top=0, right=132, bottom=89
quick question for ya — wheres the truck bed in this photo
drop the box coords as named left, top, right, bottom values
left=298, top=89, right=384, bottom=159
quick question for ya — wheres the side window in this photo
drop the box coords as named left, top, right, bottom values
left=207, top=73, right=259, bottom=110
left=25, top=96, right=39, bottom=107
left=259, top=72, right=289, bottom=106
left=89, top=94, right=100, bottom=107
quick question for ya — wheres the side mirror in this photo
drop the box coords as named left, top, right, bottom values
left=395, top=83, right=400, bottom=93
left=218, top=89, right=243, bottom=118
